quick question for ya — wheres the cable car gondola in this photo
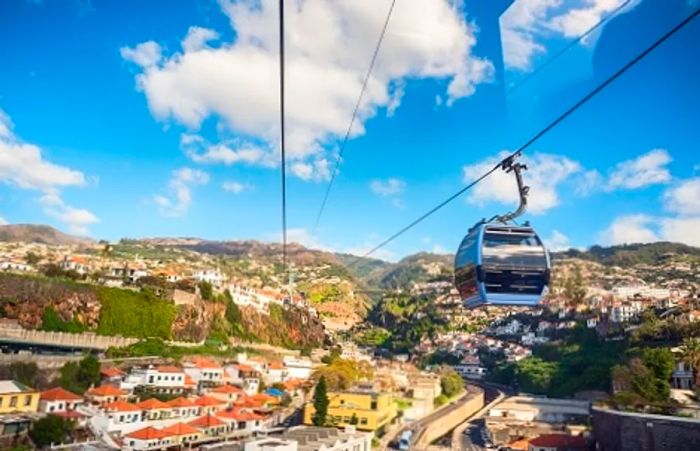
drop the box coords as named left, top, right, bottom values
left=454, top=156, right=551, bottom=308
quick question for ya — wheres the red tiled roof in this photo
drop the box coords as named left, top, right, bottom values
left=529, top=434, right=587, bottom=448
left=268, top=362, right=284, bottom=370
left=184, top=375, right=196, bottom=386
left=193, top=395, right=225, bottom=407
left=103, top=401, right=141, bottom=412
left=137, top=398, right=171, bottom=410
left=41, top=387, right=82, bottom=402
left=166, top=397, right=196, bottom=408
left=100, top=367, right=125, bottom=378
left=251, top=393, right=277, bottom=404
left=161, top=422, right=200, bottom=436
left=188, top=414, right=226, bottom=428
left=236, top=364, right=256, bottom=372
left=87, top=385, right=126, bottom=397
left=217, top=408, right=264, bottom=422
left=126, top=427, right=172, bottom=440
left=211, top=384, right=243, bottom=394
left=190, top=357, right=221, bottom=369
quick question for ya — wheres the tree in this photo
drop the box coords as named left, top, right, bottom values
left=312, top=376, right=329, bottom=426
left=225, top=296, right=242, bottom=325
left=24, top=252, right=40, bottom=265
left=30, top=414, right=72, bottom=448
left=198, top=281, right=213, bottom=301
left=59, top=354, right=100, bottom=394
left=350, top=413, right=359, bottom=425
left=642, top=347, right=674, bottom=399
left=440, top=367, right=465, bottom=398
left=681, top=338, right=700, bottom=386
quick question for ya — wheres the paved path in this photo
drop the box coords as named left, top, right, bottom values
left=451, top=384, right=505, bottom=451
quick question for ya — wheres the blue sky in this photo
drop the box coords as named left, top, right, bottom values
left=0, top=0, right=699, bottom=260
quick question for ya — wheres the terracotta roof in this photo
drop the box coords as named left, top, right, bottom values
left=188, top=414, right=226, bottom=428
left=217, top=408, right=264, bottom=422
left=126, top=426, right=172, bottom=440
left=87, top=384, right=126, bottom=397
left=251, top=393, right=278, bottom=404
left=211, top=384, right=243, bottom=394
left=184, top=375, right=196, bottom=386
left=236, top=364, right=256, bottom=372
left=529, top=434, right=587, bottom=449
left=103, top=400, right=141, bottom=412
left=156, top=365, right=183, bottom=373
left=268, top=362, right=285, bottom=370
left=137, top=398, right=171, bottom=410
left=193, top=395, right=225, bottom=407
left=161, top=422, right=200, bottom=436
left=41, top=387, right=82, bottom=402
left=100, top=367, right=125, bottom=378
left=189, top=357, right=221, bottom=369
left=166, top=397, right=196, bottom=408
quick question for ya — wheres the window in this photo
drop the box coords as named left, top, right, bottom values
left=10, top=396, right=17, bottom=407
left=24, top=396, right=32, bottom=406
left=360, top=418, right=368, bottom=425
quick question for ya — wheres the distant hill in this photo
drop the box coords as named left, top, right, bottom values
left=0, top=224, right=93, bottom=245
left=555, top=242, right=700, bottom=266
left=363, top=252, right=454, bottom=290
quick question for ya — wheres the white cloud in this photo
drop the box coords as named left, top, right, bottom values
left=181, top=134, right=276, bottom=167
left=122, top=0, right=493, bottom=181
left=370, top=178, right=406, bottom=197
left=0, top=216, right=7, bottom=226
left=548, top=0, right=631, bottom=38
left=462, top=151, right=581, bottom=214
left=0, top=106, right=97, bottom=234
left=289, top=159, right=331, bottom=182
left=659, top=217, right=700, bottom=247
left=544, top=230, right=571, bottom=251
left=501, top=0, right=561, bottom=70
left=120, top=41, right=162, bottom=68
left=574, top=169, right=604, bottom=196
left=182, top=26, right=219, bottom=53
left=663, top=177, right=700, bottom=216
left=431, top=244, right=448, bottom=254
left=599, top=214, right=659, bottom=245
left=222, top=181, right=254, bottom=194
left=606, top=148, right=672, bottom=190
left=501, top=0, right=636, bottom=71
left=154, top=167, right=209, bottom=217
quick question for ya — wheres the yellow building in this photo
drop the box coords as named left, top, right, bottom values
left=0, top=380, right=40, bottom=414
left=303, top=389, right=397, bottom=432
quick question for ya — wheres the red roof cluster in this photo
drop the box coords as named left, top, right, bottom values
left=529, top=434, right=587, bottom=449
left=41, top=387, right=82, bottom=402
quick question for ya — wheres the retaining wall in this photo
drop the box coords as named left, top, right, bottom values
left=592, top=406, right=700, bottom=451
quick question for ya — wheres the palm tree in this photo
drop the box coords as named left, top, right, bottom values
left=680, top=338, right=700, bottom=387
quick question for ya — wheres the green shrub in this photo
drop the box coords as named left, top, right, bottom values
left=95, top=287, right=176, bottom=339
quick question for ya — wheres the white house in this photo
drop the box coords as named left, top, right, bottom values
left=193, top=269, right=226, bottom=287
left=0, top=259, right=33, bottom=273
left=283, top=356, right=313, bottom=380
left=121, top=365, right=186, bottom=394
left=60, top=255, right=91, bottom=274
left=183, top=358, right=225, bottom=389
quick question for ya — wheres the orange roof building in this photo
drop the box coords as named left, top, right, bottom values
left=528, top=434, right=587, bottom=450
left=161, top=422, right=201, bottom=436
left=100, top=367, right=125, bottom=378
left=87, top=385, right=126, bottom=397
left=41, top=387, right=82, bottom=402
left=137, top=398, right=171, bottom=410
left=125, top=426, right=173, bottom=441
left=188, top=414, right=227, bottom=429
left=167, top=397, right=196, bottom=408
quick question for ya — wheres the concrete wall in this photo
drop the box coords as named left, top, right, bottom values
left=415, top=389, right=485, bottom=448
left=0, top=327, right=138, bottom=351
left=592, top=406, right=700, bottom=451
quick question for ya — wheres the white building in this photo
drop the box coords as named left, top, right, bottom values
left=193, top=269, right=226, bottom=287
left=610, top=302, right=642, bottom=323
left=183, top=358, right=225, bottom=389
left=60, top=255, right=91, bottom=274
left=283, top=356, right=313, bottom=380
left=121, top=365, right=186, bottom=394
left=243, top=426, right=371, bottom=451
left=0, top=259, right=33, bottom=273
left=453, top=363, right=487, bottom=380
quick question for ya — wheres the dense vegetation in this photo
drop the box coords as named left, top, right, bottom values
left=489, top=327, right=626, bottom=396
left=364, top=293, right=450, bottom=352
left=59, top=355, right=100, bottom=395
left=363, top=253, right=452, bottom=291
left=313, top=358, right=375, bottom=391
left=29, top=415, right=73, bottom=448
left=95, top=286, right=177, bottom=339
left=41, top=307, right=87, bottom=333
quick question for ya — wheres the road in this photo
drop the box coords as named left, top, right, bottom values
left=384, top=386, right=483, bottom=450
left=451, top=382, right=508, bottom=451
